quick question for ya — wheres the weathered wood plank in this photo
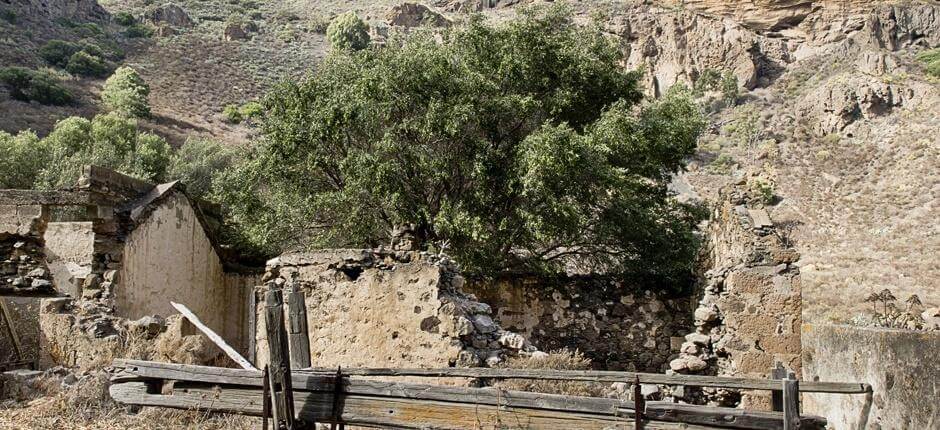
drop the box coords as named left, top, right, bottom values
left=112, top=360, right=634, bottom=416
left=301, top=367, right=870, bottom=394
left=112, top=358, right=870, bottom=394
left=646, top=402, right=826, bottom=430
left=170, top=301, right=256, bottom=371
left=782, top=378, right=800, bottom=430
left=110, top=382, right=719, bottom=430
left=286, top=284, right=311, bottom=369
left=264, top=289, right=296, bottom=429
left=0, top=298, right=25, bottom=363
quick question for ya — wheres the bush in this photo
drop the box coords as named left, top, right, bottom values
left=222, top=104, right=243, bottom=123
left=66, top=50, right=110, bottom=77
left=326, top=11, right=369, bottom=51
left=114, top=11, right=136, bottom=26
left=40, top=40, right=82, bottom=68
left=102, top=66, right=151, bottom=118
left=0, top=8, right=16, bottom=24
left=307, top=14, right=331, bottom=34
left=0, top=130, right=45, bottom=189
left=125, top=23, right=154, bottom=38
left=0, top=67, right=73, bottom=105
left=218, top=5, right=706, bottom=284
left=167, top=139, right=239, bottom=198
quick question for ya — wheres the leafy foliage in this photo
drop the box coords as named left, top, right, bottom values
left=125, top=23, right=154, bottom=38
left=217, top=5, right=705, bottom=284
left=102, top=66, right=151, bottom=118
left=40, top=40, right=83, bottom=68
left=66, top=50, right=111, bottom=77
left=114, top=11, right=136, bottom=26
left=0, top=67, right=73, bottom=105
left=222, top=101, right=264, bottom=124
left=0, top=114, right=171, bottom=190
left=326, top=11, right=369, bottom=51
left=168, top=139, right=239, bottom=199
left=916, top=48, right=940, bottom=78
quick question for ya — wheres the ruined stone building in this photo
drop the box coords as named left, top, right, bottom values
left=1, top=166, right=260, bottom=368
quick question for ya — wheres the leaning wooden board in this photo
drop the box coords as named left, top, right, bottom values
left=109, top=360, right=828, bottom=430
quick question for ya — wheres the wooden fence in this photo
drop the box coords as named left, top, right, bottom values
left=108, top=289, right=870, bottom=429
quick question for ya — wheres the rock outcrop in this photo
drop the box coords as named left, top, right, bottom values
left=386, top=3, right=450, bottom=27
left=143, top=3, right=195, bottom=29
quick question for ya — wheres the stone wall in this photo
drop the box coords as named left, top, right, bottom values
left=802, top=323, right=940, bottom=429
left=466, top=277, right=691, bottom=372
left=254, top=250, right=537, bottom=376
left=672, top=187, right=802, bottom=408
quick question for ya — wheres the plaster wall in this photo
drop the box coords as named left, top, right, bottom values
left=802, top=323, right=940, bottom=430
left=0, top=204, right=44, bottom=237
left=116, top=193, right=248, bottom=352
left=43, top=221, right=95, bottom=298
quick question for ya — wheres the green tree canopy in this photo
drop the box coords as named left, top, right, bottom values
left=102, top=66, right=151, bottom=118
left=216, top=5, right=705, bottom=284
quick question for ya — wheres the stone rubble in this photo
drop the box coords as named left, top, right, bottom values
left=0, top=236, right=54, bottom=296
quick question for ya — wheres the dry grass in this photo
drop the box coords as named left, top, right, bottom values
left=495, top=349, right=608, bottom=398
left=0, top=371, right=258, bottom=430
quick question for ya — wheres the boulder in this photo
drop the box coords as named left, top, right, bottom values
left=386, top=3, right=450, bottom=28
left=144, top=3, right=195, bottom=29
left=472, top=314, right=497, bottom=334
left=669, top=356, right=708, bottom=372
left=223, top=20, right=259, bottom=41
left=923, top=307, right=940, bottom=330
left=497, top=331, right=526, bottom=350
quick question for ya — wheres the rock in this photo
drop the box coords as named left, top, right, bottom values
left=386, top=3, right=450, bottom=28
left=456, top=349, right=481, bottom=367
left=923, top=307, right=940, bottom=330
left=454, top=316, right=474, bottom=336
left=30, top=278, right=53, bottom=290
left=26, top=267, right=47, bottom=278
left=694, top=306, right=719, bottom=323
left=680, top=341, right=700, bottom=355
left=40, top=297, right=72, bottom=314
left=685, top=333, right=711, bottom=345
left=660, top=0, right=815, bottom=31
left=144, top=3, right=195, bottom=29
left=11, top=277, right=26, bottom=287
left=223, top=20, right=259, bottom=41
left=472, top=314, right=497, bottom=334
left=484, top=351, right=503, bottom=367
left=669, top=356, right=708, bottom=372
left=640, top=383, right=661, bottom=398
left=497, top=331, right=526, bottom=350
left=132, top=315, right=166, bottom=337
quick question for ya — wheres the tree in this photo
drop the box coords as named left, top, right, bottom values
left=102, top=66, right=151, bottom=118
left=168, top=138, right=239, bottom=198
left=326, top=11, right=370, bottom=51
left=217, top=5, right=705, bottom=284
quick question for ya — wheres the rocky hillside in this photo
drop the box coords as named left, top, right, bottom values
left=1, top=0, right=937, bottom=322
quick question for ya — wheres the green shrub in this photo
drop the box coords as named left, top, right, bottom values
left=719, top=71, right=739, bottom=105
left=65, top=50, right=110, bottom=77
left=0, top=130, right=44, bottom=189
left=73, top=22, right=103, bottom=37
left=219, top=5, right=706, bottom=284
left=915, top=48, right=940, bottom=65
left=125, top=23, right=154, bottom=38
left=40, top=40, right=83, bottom=68
left=114, top=11, right=136, bottom=26
left=926, top=60, right=940, bottom=78
left=102, top=66, right=151, bottom=118
left=239, top=101, right=263, bottom=119
left=168, top=138, right=239, bottom=198
left=222, top=104, right=243, bottom=124
left=326, top=11, right=369, bottom=51
left=0, top=67, right=73, bottom=105
left=0, top=8, right=16, bottom=24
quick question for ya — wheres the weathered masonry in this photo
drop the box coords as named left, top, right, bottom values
left=0, top=166, right=260, bottom=368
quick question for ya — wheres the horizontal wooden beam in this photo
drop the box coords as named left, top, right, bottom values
left=111, top=381, right=717, bottom=430
left=646, top=402, right=826, bottom=430
left=300, top=366, right=870, bottom=394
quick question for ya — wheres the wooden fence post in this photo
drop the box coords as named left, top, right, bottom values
left=782, top=376, right=800, bottom=430
left=286, top=282, right=311, bottom=369
left=264, top=288, right=296, bottom=430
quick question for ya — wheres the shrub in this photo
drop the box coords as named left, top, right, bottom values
left=125, top=23, right=154, bottom=38
left=0, top=67, right=72, bottom=105
left=73, top=22, right=103, bottom=37
left=326, top=11, right=369, bottom=51
left=114, top=11, right=136, bottom=26
left=222, top=104, right=243, bottom=123
left=167, top=139, right=239, bottom=198
left=915, top=48, right=940, bottom=65
left=926, top=60, right=940, bottom=78
left=66, top=50, right=110, bottom=77
left=719, top=71, right=739, bottom=105
left=102, top=66, right=151, bottom=118
left=40, top=40, right=82, bottom=68
left=239, top=101, right=263, bottom=119
left=218, top=5, right=706, bottom=284
left=0, top=130, right=45, bottom=189
left=307, top=14, right=331, bottom=34
left=0, top=8, right=16, bottom=24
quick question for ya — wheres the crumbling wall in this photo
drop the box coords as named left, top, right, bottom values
left=672, top=187, right=802, bottom=408
left=467, top=277, right=691, bottom=372
left=255, top=250, right=537, bottom=375
left=42, top=222, right=95, bottom=298
left=802, top=324, right=940, bottom=430
left=116, top=193, right=252, bottom=352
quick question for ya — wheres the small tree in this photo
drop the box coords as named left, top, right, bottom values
left=326, top=11, right=369, bottom=51
left=65, top=50, right=110, bottom=77
left=102, top=66, right=151, bottom=118
left=168, top=138, right=239, bottom=198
